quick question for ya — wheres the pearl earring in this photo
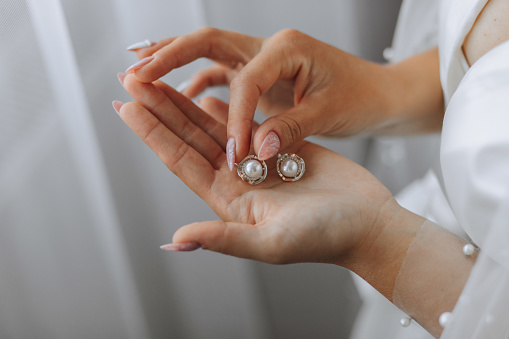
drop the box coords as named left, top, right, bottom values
left=237, top=155, right=267, bottom=185
left=276, top=153, right=305, bottom=182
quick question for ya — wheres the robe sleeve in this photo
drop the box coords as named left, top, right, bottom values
left=440, top=40, right=509, bottom=248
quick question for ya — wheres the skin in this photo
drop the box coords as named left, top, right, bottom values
left=116, top=74, right=436, bottom=334
left=130, top=28, right=444, bottom=165
left=463, top=0, right=509, bottom=66
left=118, top=7, right=509, bottom=334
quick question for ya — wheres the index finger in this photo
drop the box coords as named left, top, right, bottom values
left=227, top=45, right=298, bottom=162
left=130, top=27, right=263, bottom=83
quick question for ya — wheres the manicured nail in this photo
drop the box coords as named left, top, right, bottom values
left=117, top=72, right=126, bottom=85
left=112, top=100, right=124, bottom=114
left=160, top=242, right=201, bottom=252
left=258, top=132, right=280, bottom=160
left=226, top=137, right=235, bottom=171
left=126, top=39, right=155, bottom=51
left=125, top=56, right=154, bottom=74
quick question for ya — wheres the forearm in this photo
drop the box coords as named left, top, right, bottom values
left=373, top=48, right=445, bottom=136
left=338, top=200, right=477, bottom=337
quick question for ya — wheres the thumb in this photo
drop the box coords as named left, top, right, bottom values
left=254, top=104, right=314, bottom=160
left=165, top=220, right=280, bottom=262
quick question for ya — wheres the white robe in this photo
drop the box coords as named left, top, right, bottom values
left=439, top=0, right=509, bottom=336
left=354, top=0, right=509, bottom=337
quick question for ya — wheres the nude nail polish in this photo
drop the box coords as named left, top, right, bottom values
left=126, top=39, right=155, bottom=51
left=117, top=72, right=126, bottom=85
left=160, top=242, right=201, bottom=251
left=226, top=138, right=235, bottom=171
left=258, top=132, right=280, bottom=160
left=112, top=100, right=124, bottom=114
left=125, top=56, right=154, bottom=74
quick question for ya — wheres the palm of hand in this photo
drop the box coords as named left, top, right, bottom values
left=209, top=141, right=390, bottom=264
left=119, top=75, right=391, bottom=265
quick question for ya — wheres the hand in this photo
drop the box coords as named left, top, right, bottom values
left=126, top=28, right=444, bottom=168
left=115, top=73, right=399, bottom=267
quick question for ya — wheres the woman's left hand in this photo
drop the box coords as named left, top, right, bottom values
left=115, top=74, right=404, bottom=268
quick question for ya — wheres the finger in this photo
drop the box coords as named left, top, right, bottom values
left=130, top=27, right=262, bottom=83
left=227, top=48, right=288, bottom=162
left=122, top=74, right=225, bottom=168
left=228, top=29, right=312, bottom=161
left=197, top=96, right=229, bottom=125
left=254, top=103, right=316, bottom=159
left=172, top=220, right=283, bottom=263
left=183, top=64, right=233, bottom=98
left=153, top=81, right=228, bottom=147
left=135, top=37, right=178, bottom=59
left=195, top=97, right=261, bottom=158
left=117, top=101, right=215, bottom=198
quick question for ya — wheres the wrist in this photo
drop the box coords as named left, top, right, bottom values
left=372, top=48, right=444, bottom=135
left=337, top=199, right=425, bottom=300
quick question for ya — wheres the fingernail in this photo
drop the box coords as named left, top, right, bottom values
left=196, top=99, right=203, bottom=107
left=258, top=132, right=280, bottom=160
left=117, top=72, right=126, bottom=85
left=112, top=100, right=124, bottom=114
left=160, top=242, right=201, bottom=252
left=125, top=56, right=154, bottom=74
left=126, top=39, right=155, bottom=51
left=226, top=138, right=235, bottom=171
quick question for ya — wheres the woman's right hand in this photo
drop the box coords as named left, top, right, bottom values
left=127, top=28, right=443, bottom=167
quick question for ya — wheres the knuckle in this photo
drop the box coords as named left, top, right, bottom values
left=141, top=119, right=162, bottom=145
left=278, top=115, right=303, bottom=143
left=268, top=29, right=308, bottom=62
left=230, top=73, right=261, bottom=103
left=275, top=28, right=303, bottom=43
left=198, top=26, right=219, bottom=39
left=177, top=116, right=195, bottom=142
left=230, top=72, right=249, bottom=89
left=163, top=139, right=189, bottom=172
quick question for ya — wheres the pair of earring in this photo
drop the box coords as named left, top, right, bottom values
left=236, top=153, right=305, bottom=185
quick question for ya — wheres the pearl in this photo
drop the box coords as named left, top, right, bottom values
left=244, top=159, right=263, bottom=179
left=439, top=312, right=452, bottom=328
left=463, top=244, right=475, bottom=256
left=280, top=159, right=299, bottom=178
left=400, top=316, right=412, bottom=327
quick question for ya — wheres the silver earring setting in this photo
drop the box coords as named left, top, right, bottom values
left=237, top=155, right=267, bottom=185
left=276, top=153, right=305, bottom=181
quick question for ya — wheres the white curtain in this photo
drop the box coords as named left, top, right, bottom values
left=0, top=1, right=420, bottom=338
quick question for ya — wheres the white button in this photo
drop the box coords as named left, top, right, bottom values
left=383, top=47, right=394, bottom=61
left=439, top=312, right=452, bottom=327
